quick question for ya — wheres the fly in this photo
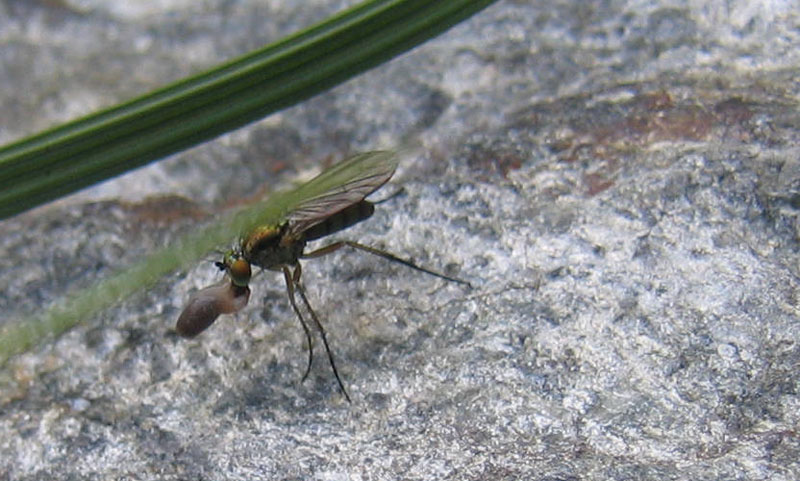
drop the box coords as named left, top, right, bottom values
left=176, top=151, right=470, bottom=402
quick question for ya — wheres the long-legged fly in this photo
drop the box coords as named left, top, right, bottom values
left=176, top=151, right=469, bottom=402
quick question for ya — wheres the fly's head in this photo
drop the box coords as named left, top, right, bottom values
left=216, top=251, right=252, bottom=287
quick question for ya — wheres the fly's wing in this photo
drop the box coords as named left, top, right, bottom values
left=284, top=151, right=398, bottom=238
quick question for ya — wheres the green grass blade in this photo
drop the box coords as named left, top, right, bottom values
left=0, top=0, right=497, bottom=220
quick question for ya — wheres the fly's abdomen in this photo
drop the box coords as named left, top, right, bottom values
left=304, top=200, right=375, bottom=242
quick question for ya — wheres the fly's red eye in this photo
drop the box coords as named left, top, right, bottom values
left=229, top=259, right=251, bottom=287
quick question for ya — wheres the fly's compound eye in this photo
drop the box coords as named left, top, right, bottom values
left=228, top=258, right=252, bottom=287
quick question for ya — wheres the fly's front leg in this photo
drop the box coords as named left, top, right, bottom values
left=291, top=262, right=352, bottom=403
left=282, top=265, right=314, bottom=383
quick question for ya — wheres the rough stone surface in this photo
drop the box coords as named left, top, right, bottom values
left=1, top=1, right=798, bottom=480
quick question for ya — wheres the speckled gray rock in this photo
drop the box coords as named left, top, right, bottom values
left=1, top=1, right=798, bottom=480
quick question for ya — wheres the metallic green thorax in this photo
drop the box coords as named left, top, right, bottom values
left=242, top=223, right=306, bottom=271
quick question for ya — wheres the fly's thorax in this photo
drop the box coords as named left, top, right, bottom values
left=242, top=224, right=281, bottom=257
left=242, top=222, right=306, bottom=270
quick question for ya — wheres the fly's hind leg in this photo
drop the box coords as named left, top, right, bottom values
left=302, top=241, right=471, bottom=287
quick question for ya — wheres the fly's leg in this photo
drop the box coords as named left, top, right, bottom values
left=284, top=263, right=351, bottom=403
left=302, top=241, right=472, bottom=287
left=282, top=266, right=314, bottom=383
left=289, top=263, right=352, bottom=404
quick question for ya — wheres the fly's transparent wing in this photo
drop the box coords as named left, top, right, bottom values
left=285, top=151, right=397, bottom=237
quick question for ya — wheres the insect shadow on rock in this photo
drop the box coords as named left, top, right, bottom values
left=176, top=151, right=471, bottom=402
